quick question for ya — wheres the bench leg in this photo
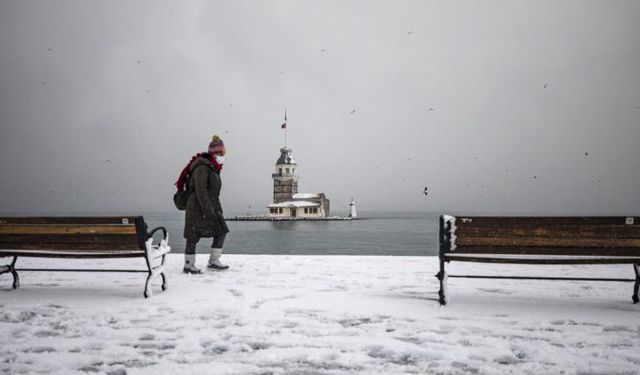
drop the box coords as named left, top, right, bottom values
left=0, top=257, right=19, bottom=289
left=159, top=249, right=168, bottom=291
left=143, top=229, right=170, bottom=298
left=436, top=257, right=447, bottom=306
left=144, top=273, right=153, bottom=298
left=633, top=264, right=639, bottom=304
left=144, top=253, right=169, bottom=298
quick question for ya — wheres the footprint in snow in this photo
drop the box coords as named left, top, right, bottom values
left=603, top=325, right=633, bottom=332
left=477, top=288, right=512, bottom=295
left=23, top=346, right=56, bottom=353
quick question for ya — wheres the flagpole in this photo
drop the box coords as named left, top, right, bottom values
left=284, top=108, right=287, bottom=148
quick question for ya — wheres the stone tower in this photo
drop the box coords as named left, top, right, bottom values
left=272, top=147, right=298, bottom=203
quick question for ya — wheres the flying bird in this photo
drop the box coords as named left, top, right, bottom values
left=584, top=152, right=589, bottom=156
left=543, top=84, right=548, bottom=88
left=427, top=107, right=435, bottom=111
left=408, top=31, right=413, bottom=35
left=105, top=159, right=112, bottom=163
left=423, top=186, right=428, bottom=196
left=350, top=109, right=356, bottom=114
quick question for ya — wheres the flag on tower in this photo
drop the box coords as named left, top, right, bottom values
left=281, top=108, right=287, bottom=128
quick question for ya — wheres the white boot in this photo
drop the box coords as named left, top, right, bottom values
left=207, top=248, right=229, bottom=270
left=183, top=254, right=202, bottom=274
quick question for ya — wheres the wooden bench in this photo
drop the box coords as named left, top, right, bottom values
left=0, top=216, right=170, bottom=298
left=436, top=215, right=640, bottom=305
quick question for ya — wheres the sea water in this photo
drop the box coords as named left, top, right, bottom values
left=145, top=212, right=440, bottom=256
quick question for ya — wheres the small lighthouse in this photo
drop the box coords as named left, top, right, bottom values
left=349, top=198, right=358, bottom=219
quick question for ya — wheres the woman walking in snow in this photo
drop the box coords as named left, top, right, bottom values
left=177, top=135, right=230, bottom=274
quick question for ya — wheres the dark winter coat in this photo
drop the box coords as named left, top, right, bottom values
left=183, top=156, right=229, bottom=240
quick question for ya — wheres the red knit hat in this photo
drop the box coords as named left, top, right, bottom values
left=208, top=135, right=225, bottom=155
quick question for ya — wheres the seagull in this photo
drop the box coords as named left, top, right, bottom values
left=533, top=176, right=537, bottom=179
left=48, top=48, right=52, bottom=52
left=427, top=107, right=435, bottom=111
left=408, top=31, right=413, bottom=35
left=105, top=159, right=112, bottom=163
left=320, top=49, right=327, bottom=52
left=350, top=109, right=356, bottom=114
left=584, top=152, right=589, bottom=156
left=423, top=186, right=428, bottom=196
left=137, top=60, right=141, bottom=64
left=543, top=84, right=548, bottom=89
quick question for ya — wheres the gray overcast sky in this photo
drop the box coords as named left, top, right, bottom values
left=1, top=0, right=639, bottom=215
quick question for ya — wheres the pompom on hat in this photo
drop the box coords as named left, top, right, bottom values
left=208, top=135, right=226, bottom=155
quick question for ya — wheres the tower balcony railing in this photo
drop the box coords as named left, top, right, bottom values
left=272, top=173, right=297, bottom=178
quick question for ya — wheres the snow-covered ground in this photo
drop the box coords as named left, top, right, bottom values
left=1, top=254, right=639, bottom=375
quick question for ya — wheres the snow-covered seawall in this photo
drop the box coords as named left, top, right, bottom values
left=1, top=255, right=639, bottom=374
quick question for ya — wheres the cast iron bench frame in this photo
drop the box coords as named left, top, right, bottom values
left=436, top=215, right=640, bottom=305
left=0, top=216, right=170, bottom=298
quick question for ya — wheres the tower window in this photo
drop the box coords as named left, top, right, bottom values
left=286, top=168, right=290, bottom=174
left=279, top=168, right=282, bottom=175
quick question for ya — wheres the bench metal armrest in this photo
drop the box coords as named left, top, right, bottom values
left=148, top=226, right=168, bottom=241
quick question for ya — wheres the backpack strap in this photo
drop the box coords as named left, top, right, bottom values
left=187, top=163, right=214, bottom=191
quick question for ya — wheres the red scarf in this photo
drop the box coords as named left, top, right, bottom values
left=175, top=153, right=223, bottom=192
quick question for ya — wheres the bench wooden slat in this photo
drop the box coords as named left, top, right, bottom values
left=454, top=216, right=639, bottom=227
left=0, top=242, right=142, bottom=251
left=0, top=216, right=141, bottom=225
left=455, top=236, right=640, bottom=248
left=0, top=225, right=137, bottom=235
left=0, top=233, right=139, bottom=245
left=451, top=246, right=640, bottom=256
left=444, top=254, right=640, bottom=264
left=1, top=249, right=144, bottom=258
left=458, top=225, right=640, bottom=239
